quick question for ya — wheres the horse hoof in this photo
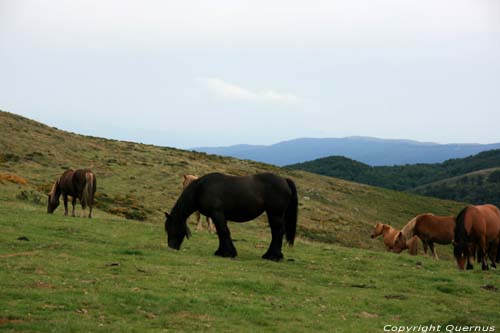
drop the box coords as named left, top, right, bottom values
left=214, top=249, right=237, bottom=258
left=262, top=251, right=284, bottom=262
left=466, top=264, right=473, bottom=270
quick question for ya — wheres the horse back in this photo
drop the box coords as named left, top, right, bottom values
left=414, top=214, right=454, bottom=244
left=461, top=205, right=500, bottom=242
left=474, top=205, right=500, bottom=240
left=58, top=169, right=95, bottom=198
left=195, top=173, right=292, bottom=221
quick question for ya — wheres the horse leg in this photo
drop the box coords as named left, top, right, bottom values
left=71, top=197, right=77, bottom=217
left=429, top=242, right=438, bottom=260
left=211, top=213, right=237, bottom=258
left=466, top=244, right=476, bottom=270
left=488, top=238, right=498, bottom=269
left=422, top=241, right=428, bottom=255
left=63, top=195, right=69, bottom=216
left=195, top=211, right=202, bottom=231
left=262, top=213, right=285, bottom=261
left=479, top=236, right=489, bottom=271
left=207, top=216, right=215, bottom=234
left=88, top=203, right=93, bottom=219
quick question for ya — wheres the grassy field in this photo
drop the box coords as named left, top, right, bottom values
left=1, top=110, right=500, bottom=332
left=1, top=201, right=500, bottom=332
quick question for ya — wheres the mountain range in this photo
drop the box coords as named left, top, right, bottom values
left=193, top=137, right=500, bottom=166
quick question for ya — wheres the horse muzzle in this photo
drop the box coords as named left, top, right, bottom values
left=168, top=240, right=181, bottom=250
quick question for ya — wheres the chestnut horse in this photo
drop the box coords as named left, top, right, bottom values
left=393, top=214, right=455, bottom=259
left=183, top=175, right=215, bottom=233
left=165, top=172, right=298, bottom=261
left=371, top=223, right=418, bottom=254
left=47, top=169, right=96, bottom=218
left=453, top=204, right=500, bottom=270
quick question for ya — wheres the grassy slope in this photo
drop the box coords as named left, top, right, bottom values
left=1, top=201, right=500, bottom=332
left=0, top=111, right=464, bottom=250
left=2, top=111, right=500, bottom=331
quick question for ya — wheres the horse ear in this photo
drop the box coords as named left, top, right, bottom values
left=164, top=212, right=170, bottom=218
left=183, top=174, right=187, bottom=180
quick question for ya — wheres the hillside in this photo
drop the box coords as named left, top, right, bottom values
left=193, top=137, right=500, bottom=166
left=287, top=152, right=500, bottom=207
left=0, top=110, right=464, bottom=250
left=413, top=168, right=500, bottom=207
left=2, top=111, right=500, bottom=331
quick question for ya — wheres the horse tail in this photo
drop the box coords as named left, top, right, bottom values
left=284, top=178, right=298, bottom=246
left=454, top=206, right=469, bottom=242
left=81, top=172, right=94, bottom=209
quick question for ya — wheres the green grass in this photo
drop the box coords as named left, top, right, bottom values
left=1, top=202, right=500, bottom=332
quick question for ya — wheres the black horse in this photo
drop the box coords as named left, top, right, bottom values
left=164, top=172, right=298, bottom=261
left=47, top=169, right=97, bottom=218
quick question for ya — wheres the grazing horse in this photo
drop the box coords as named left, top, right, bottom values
left=182, top=175, right=215, bottom=233
left=47, top=169, right=96, bottom=218
left=371, top=223, right=419, bottom=255
left=393, top=214, right=455, bottom=259
left=165, top=172, right=298, bottom=261
left=454, top=204, right=500, bottom=270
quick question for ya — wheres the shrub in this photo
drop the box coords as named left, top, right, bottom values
left=0, top=172, right=28, bottom=185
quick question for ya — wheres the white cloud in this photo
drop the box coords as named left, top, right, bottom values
left=196, top=77, right=302, bottom=104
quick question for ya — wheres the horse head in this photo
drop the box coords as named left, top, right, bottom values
left=164, top=212, right=191, bottom=250
left=392, top=232, right=406, bottom=253
left=47, top=181, right=60, bottom=213
left=370, top=223, right=384, bottom=239
left=453, top=240, right=468, bottom=270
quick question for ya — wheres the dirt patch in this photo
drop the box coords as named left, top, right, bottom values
left=384, top=294, right=408, bottom=300
left=0, top=251, right=38, bottom=258
left=0, top=318, right=24, bottom=325
left=30, top=281, right=54, bottom=289
left=480, top=284, right=498, bottom=292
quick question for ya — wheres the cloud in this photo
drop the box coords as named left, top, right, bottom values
left=196, top=77, right=302, bottom=104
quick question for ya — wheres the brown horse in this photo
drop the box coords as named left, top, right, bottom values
left=47, top=169, right=96, bottom=218
left=454, top=204, right=500, bottom=270
left=183, top=175, right=215, bottom=233
left=393, top=214, right=455, bottom=259
left=371, top=223, right=418, bottom=255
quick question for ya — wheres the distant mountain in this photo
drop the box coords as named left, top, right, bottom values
left=287, top=149, right=500, bottom=207
left=193, top=137, right=500, bottom=166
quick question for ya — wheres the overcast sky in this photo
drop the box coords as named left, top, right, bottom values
left=1, top=0, right=499, bottom=148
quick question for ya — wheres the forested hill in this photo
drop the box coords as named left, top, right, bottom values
left=287, top=150, right=500, bottom=206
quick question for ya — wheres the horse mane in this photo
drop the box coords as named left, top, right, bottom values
left=171, top=179, right=198, bottom=223
left=400, top=215, right=418, bottom=240
left=49, top=180, right=58, bottom=197
left=454, top=206, right=469, bottom=243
